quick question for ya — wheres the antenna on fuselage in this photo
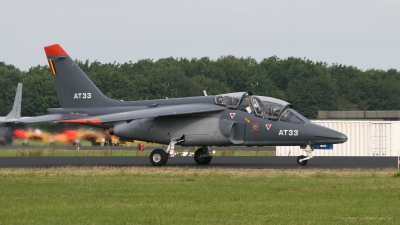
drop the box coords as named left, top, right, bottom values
left=163, top=83, right=169, bottom=99
left=203, top=90, right=208, bottom=96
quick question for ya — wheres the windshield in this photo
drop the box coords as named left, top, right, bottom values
left=251, top=96, right=291, bottom=119
left=214, top=92, right=248, bottom=109
left=279, top=108, right=305, bottom=124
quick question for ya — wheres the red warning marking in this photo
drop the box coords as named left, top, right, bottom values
left=58, top=118, right=102, bottom=124
left=44, top=44, right=68, bottom=56
left=266, top=124, right=272, bottom=130
left=230, top=113, right=236, bottom=119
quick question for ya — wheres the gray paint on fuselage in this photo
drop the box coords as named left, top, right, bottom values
left=112, top=112, right=234, bottom=146
left=220, top=109, right=346, bottom=146
left=110, top=106, right=347, bottom=147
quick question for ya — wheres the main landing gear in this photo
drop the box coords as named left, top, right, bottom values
left=297, top=145, right=314, bottom=166
left=149, top=142, right=213, bottom=166
left=194, top=147, right=213, bottom=165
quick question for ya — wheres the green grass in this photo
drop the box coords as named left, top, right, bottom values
left=0, top=149, right=276, bottom=157
left=0, top=167, right=399, bottom=224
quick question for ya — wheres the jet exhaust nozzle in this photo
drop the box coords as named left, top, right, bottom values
left=109, top=127, right=115, bottom=136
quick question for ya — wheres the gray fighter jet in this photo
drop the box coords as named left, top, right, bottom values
left=20, top=44, right=347, bottom=166
left=0, top=83, right=22, bottom=123
left=0, top=83, right=23, bottom=145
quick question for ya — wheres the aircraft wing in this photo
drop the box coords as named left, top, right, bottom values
left=58, top=104, right=225, bottom=124
left=18, top=114, right=88, bottom=124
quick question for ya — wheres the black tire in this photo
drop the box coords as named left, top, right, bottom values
left=150, top=149, right=168, bottom=166
left=297, top=155, right=308, bottom=166
left=194, top=148, right=212, bottom=165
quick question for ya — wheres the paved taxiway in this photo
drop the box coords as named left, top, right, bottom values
left=0, top=156, right=398, bottom=169
left=0, top=146, right=276, bottom=151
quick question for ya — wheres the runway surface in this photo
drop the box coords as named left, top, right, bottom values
left=0, top=156, right=398, bottom=169
left=0, top=145, right=275, bottom=151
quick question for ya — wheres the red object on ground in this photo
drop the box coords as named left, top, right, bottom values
left=139, top=143, right=145, bottom=151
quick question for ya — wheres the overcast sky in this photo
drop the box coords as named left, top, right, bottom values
left=1, top=0, right=399, bottom=71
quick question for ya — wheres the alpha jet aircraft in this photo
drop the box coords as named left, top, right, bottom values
left=0, top=83, right=23, bottom=123
left=20, top=44, right=347, bottom=166
left=0, top=83, right=24, bottom=145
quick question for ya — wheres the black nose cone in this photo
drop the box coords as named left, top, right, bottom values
left=338, top=132, right=348, bottom=143
left=313, top=124, right=348, bottom=144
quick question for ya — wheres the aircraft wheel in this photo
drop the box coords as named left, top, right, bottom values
left=194, top=148, right=212, bottom=165
left=150, top=149, right=168, bottom=166
left=297, top=155, right=308, bottom=166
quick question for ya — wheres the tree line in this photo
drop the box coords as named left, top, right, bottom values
left=1, top=56, right=400, bottom=119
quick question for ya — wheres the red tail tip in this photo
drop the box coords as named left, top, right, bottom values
left=44, top=44, right=68, bottom=56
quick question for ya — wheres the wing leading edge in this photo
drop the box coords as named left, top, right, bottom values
left=18, top=113, right=88, bottom=124
left=58, top=104, right=225, bottom=124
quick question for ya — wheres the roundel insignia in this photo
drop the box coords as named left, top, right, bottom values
left=266, top=124, right=272, bottom=130
left=230, top=113, right=236, bottom=119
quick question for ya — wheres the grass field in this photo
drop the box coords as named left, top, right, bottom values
left=0, top=167, right=399, bottom=224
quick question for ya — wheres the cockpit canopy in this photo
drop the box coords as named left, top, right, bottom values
left=215, top=92, right=306, bottom=124
left=214, top=92, right=247, bottom=109
left=251, top=96, right=288, bottom=119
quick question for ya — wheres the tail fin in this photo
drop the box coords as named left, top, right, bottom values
left=5, top=83, right=22, bottom=121
left=44, top=44, right=121, bottom=108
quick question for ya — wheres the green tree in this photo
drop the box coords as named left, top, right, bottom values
left=0, top=62, right=23, bottom=115
left=21, top=66, right=59, bottom=116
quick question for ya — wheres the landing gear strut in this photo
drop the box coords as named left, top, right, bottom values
left=194, top=146, right=213, bottom=165
left=149, top=138, right=184, bottom=166
left=297, top=145, right=314, bottom=166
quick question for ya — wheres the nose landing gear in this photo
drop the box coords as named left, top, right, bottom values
left=297, top=155, right=308, bottom=166
left=297, top=145, right=314, bottom=166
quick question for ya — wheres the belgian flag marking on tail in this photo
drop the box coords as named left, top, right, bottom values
left=48, top=60, right=57, bottom=75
